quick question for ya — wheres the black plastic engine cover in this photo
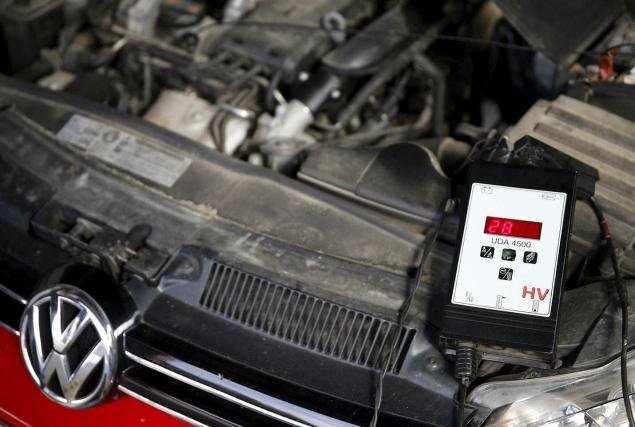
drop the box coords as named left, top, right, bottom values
left=216, top=0, right=355, bottom=81
left=299, top=142, right=450, bottom=225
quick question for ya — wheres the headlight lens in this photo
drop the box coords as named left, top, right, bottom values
left=468, top=354, right=635, bottom=426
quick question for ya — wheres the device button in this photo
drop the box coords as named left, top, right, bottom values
left=501, top=248, right=516, bottom=261
left=523, top=251, right=538, bottom=264
left=480, top=246, right=494, bottom=258
left=498, top=267, right=513, bottom=280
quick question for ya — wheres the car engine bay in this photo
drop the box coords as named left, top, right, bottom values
left=2, top=0, right=635, bottom=425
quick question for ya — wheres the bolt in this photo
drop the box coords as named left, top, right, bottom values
left=59, top=238, right=69, bottom=250
left=248, top=152, right=264, bottom=166
left=298, top=71, right=310, bottom=82
left=177, top=260, right=197, bottom=275
left=426, top=356, right=442, bottom=371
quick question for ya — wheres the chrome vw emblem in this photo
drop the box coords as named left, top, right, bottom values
left=20, top=285, right=117, bottom=408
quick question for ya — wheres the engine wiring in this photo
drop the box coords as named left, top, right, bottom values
left=456, top=379, right=467, bottom=427
left=588, top=196, right=635, bottom=426
left=369, top=198, right=451, bottom=427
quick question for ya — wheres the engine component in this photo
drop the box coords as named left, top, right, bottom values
left=0, top=0, right=64, bottom=73
left=507, top=95, right=635, bottom=275
left=259, top=138, right=312, bottom=172
left=322, top=2, right=426, bottom=75
left=257, top=100, right=313, bottom=143
left=298, top=142, right=449, bottom=225
left=291, top=67, right=342, bottom=114
left=215, top=0, right=355, bottom=81
left=222, top=0, right=257, bottom=23
left=37, top=69, right=75, bottom=91
left=64, top=73, right=121, bottom=107
left=321, top=0, right=376, bottom=46
left=144, top=90, right=251, bottom=154
left=494, top=0, right=622, bottom=66
left=255, top=99, right=314, bottom=171
left=566, top=80, right=635, bottom=122
left=441, top=163, right=578, bottom=367
left=126, top=0, right=161, bottom=36
left=144, top=89, right=218, bottom=150
left=159, top=0, right=208, bottom=36
left=63, top=0, right=86, bottom=23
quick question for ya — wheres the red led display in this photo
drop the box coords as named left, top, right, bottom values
left=484, top=216, right=542, bottom=240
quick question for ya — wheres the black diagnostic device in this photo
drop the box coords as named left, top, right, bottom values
left=440, top=163, right=578, bottom=367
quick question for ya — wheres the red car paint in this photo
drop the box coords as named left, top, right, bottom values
left=0, top=327, right=188, bottom=427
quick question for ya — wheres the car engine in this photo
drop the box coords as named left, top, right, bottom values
left=2, top=0, right=635, bottom=426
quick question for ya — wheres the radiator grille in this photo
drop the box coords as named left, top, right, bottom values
left=198, top=261, right=414, bottom=373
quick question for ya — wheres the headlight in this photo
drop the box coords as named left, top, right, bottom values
left=468, top=354, right=635, bottom=426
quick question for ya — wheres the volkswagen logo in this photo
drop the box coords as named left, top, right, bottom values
left=19, top=285, right=117, bottom=408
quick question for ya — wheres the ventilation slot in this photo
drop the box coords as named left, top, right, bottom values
left=199, top=261, right=415, bottom=373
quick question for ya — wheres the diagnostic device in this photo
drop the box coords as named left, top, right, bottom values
left=441, top=163, right=578, bottom=367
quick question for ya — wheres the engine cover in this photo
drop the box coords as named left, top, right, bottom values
left=507, top=95, right=635, bottom=275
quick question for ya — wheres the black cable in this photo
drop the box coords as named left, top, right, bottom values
left=588, top=196, right=635, bottom=426
left=453, top=344, right=478, bottom=427
left=369, top=200, right=449, bottom=427
left=456, top=383, right=467, bottom=427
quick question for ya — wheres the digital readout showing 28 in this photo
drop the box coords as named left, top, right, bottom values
left=484, top=216, right=542, bottom=240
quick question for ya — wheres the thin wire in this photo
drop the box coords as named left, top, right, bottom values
left=186, top=20, right=635, bottom=59
left=369, top=200, right=449, bottom=427
left=588, top=196, right=635, bottom=427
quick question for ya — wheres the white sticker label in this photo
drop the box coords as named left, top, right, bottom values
left=451, top=183, right=567, bottom=317
left=57, top=115, right=191, bottom=187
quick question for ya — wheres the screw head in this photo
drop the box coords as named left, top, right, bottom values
left=426, top=356, right=442, bottom=371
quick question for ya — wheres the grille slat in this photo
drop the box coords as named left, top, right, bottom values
left=289, top=296, right=307, bottom=341
left=338, top=312, right=356, bottom=360
left=229, top=273, right=248, bottom=319
left=217, top=270, right=237, bottom=314
left=330, top=309, right=348, bottom=357
left=269, top=287, right=287, bottom=333
left=346, top=314, right=366, bottom=362
left=273, top=289, right=292, bottom=337
left=252, top=279, right=269, bottom=328
left=363, top=321, right=385, bottom=366
left=307, top=302, right=325, bottom=348
left=208, top=265, right=229, bottom=309
left=262, top=285, right=281, bottom=331
left=298, top=299, right=318, bottom=345
left=312, top=305, right=339, bottom=349
left=355, top=318, right=375, bottom=364
left=199, top=263, right=218, bottom=306
left=224, top=272, right=245, bottom=318
left=244, top=277, right=262, bottom=324
left=373, top=324, right=394, bottom=368
left=323, top=307, right=342, bottom=353
left=198, top=261, right=414, bottom=373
